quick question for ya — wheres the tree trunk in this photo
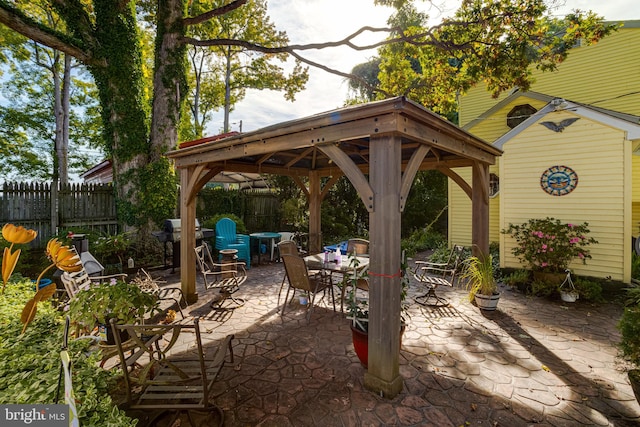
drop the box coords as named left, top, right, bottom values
left=59, top=54, right=71, bottom=184
left=223, top=49, right=232, bottom=133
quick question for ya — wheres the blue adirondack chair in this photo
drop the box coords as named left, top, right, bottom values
left=215, top=218, right=251, bottom=269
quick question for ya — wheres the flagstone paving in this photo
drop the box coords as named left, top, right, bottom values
left=148, top=257, right=640, bottom=426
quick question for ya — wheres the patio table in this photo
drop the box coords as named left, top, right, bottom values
left=250, top=232, right=281, bottom=265
left=304, top=253, right=369, bottom=274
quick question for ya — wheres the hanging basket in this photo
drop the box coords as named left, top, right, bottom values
left=560, top=290, right=579, bottom=303
left=559, top=270, right=579, bottom=303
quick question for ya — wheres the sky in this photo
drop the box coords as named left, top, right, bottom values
left=205, top=0, right=636, bottom=136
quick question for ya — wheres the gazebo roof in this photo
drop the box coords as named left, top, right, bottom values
left=167, top=96, right=501, bottom=177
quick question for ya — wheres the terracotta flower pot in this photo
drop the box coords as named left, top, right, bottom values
left=350, top=324, right=406, bottom=368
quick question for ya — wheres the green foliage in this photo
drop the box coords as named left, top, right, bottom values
left=203, top=214, right=247, bottom=235
left=574, top=278, right=604, bottom=303
left=530, top=279, right=557, bottom=298
left=503, top=270, right=530, bottom=289
left=619, top=289, right=640, bottom=366
left=461, top=254, right=497, bottom=300
left=402, top=171, right=448, bottom=238
left=0, top=3, right=103, bottom=181
left=502, top=217, right=598, bottom=273
left=137, top=157, right=178, bottom=228
left=400, top=228, right=445, bottom=258
left=67, top=280, right=158, bottom=326
left=0, top=281, right=135, bottom=426
left=632, top=252, right=640, bottom=281
left=184, top=0, right=309, bottom=133
left=321, top=176, right=369, bottom=243
left=375, top=1, right=614, bottom=116
left=93, top=232, right=133, bottom=264
left=197, top=187, right=247, bottom=224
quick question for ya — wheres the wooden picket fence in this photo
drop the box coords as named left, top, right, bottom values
left=0, top=181, right=118, bottom=247
left=1, top=182, right=280, bottom=248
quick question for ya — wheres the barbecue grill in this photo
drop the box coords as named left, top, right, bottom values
left=153, top=219, right=214, bottom=271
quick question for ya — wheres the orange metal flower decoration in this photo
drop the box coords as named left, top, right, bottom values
left=46, top=238, right=82, bottom=273
left=21, top=238, right=81, bottom=333
left=2, top=223, right=38, bottom=293
left=2, top=223, right=38, bottom=245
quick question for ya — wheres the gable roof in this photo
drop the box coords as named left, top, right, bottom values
left=462, top=90, right=554, bottom=131
left=493, top=98, right=640, bottom=150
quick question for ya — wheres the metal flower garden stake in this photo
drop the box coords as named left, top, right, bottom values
left=2, top=224, right=82, bottom=332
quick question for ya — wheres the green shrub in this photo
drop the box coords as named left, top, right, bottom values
left=575, top=278, right=604, bottom=302
left=203, top=214, right=247, bottom=234
left=400, top=228, right=446, bottom=258
left=503, top=270, right=530, bottom=288
left=502, top=217, right=598, bottom=273
left=632, top=252, right=640, bottom=281
left=530, top=279, right=557, bottom=297
left=619, top=290, right=640, bottom=366
left=0, top=281, right=135, bottom=426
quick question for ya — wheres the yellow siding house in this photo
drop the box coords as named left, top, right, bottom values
left=449, top=21, right=640, bottom=282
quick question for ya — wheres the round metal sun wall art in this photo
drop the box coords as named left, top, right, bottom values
left=540, top=165, right=578, bottom=196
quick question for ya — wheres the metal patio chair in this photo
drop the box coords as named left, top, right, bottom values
left=280, top=253, right=335, bottom=322
left=195, top=242, right=246, bottom=309
left=110, top=317, right=234, bottom=427
left=412, top=245, right=464, bottom=306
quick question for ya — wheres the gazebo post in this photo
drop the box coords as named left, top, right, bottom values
left=308, top=171, right=322, bottom=254
left=364, top=134, right=403, bottom=398
left=471, top=161, right=490, bottom=257
left=180, top=167, right=198, bottom=303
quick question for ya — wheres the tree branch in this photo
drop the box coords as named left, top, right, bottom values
left=0, top=3, right=103, bottom=66
left=184, top=0, right=248, bottom=27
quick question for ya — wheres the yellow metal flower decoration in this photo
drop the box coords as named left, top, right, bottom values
left=2, top=223, right=38, bottom=244
left=21, top=238, right=81, bottom=333
left=1, top=224, right=83, bottom=332
left=1, top=223, right=37, bottom=293
left=46, top=238, right=82, bottom=273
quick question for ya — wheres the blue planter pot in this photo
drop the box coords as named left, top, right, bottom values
left=32, top=278, right=52, bottom=291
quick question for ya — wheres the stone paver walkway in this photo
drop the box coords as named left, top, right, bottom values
left=148, top=257, right=640, bottom=426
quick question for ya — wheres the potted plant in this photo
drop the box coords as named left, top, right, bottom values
left=618, top=287, right=640, bottom=402
left=93, top=232, right=132, bottom=273
left=502, top=217, right=598, bottom=285
left=346, top=253, right=409, bottom=367
left=461, top=253, right=499, bottom=311
left=67, top=279, right=158, bottom=344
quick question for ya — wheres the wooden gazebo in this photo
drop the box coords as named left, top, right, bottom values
left=166, top=96, right=501, bottom=397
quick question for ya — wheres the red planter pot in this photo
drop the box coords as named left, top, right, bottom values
left=351, top=325, right=369, bottom=367
left=350, top=324, right=406, bottom=368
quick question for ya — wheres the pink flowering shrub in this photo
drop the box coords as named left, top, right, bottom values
left=502, top=217, right=598, bottom=273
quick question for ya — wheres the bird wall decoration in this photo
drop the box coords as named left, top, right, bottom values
left=539, top=118, right=580, bottom=132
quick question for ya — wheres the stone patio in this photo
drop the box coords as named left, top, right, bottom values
left=146, top=256, right=640, bottom=426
